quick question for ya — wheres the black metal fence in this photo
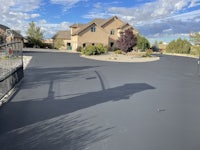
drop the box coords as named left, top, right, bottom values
left=0, top=41, right=24, bottom=101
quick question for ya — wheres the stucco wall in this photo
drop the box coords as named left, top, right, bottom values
left=77, top=25, right=109, bottom=47
left=103, top=18, right=123, bottom=40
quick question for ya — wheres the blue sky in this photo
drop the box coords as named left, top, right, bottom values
left=1, top=0, right=200, bottom=43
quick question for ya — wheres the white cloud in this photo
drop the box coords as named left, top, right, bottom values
left=0, top=0, right=41, bottom=12
left=0, top=0, right=73, bottom=38
left=50, top=0, right=88, bottom=11
left=107, top=0, right=194, bottom=25
left=83, top=1, right=120, bottom=19
left=167, top=9, right=200, bottom=22
left=0, top=0, right=42, bottom=38
left=10, top=0, right=41, bottom=12
left=84, top=0, right=200, bottom=42
left=36, top=20, right=71, bottom=38
left=83, top=0, right=199, bottom=26
left=174, top=0, right=188, bottom=10
left=189, top=0, right=200, bottom=7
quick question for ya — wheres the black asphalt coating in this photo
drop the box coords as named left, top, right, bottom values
left=0, top=49, right=200, bottom=150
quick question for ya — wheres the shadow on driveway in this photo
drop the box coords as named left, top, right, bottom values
left=0, top=83, right=155, bottom=134
left=0, top=64, right=155, bottom=150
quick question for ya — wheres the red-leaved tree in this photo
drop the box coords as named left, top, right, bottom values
left=117, top=28, right=137, bottom=52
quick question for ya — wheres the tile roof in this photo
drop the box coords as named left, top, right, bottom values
left=92, top=18, right=108, bottom=26
left=71, top=16, right=122, bottom=35
left=117, top=23, right=132, bottom=29
left=52, top=30, right=71, bottom=40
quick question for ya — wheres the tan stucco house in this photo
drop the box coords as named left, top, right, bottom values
left=52, top=16, right=138, bottom=51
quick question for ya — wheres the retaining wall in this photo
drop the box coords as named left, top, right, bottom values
left=0, top=65, right=23, bottom=103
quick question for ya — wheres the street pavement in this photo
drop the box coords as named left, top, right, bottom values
left=0, top=49, right=200, bottom=150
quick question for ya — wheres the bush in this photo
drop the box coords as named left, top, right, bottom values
left=82, top=45, right=94, bottom=55
left=136, top=35, right=150, bottom=52
left=105, top=46, right=112, bottom=51
left=40, top=43, right=53, bottom=49
left=96, top=44, right=108, bottom=54
left=142, top=49, right=153, bottom=57
left=76, top=46, right=82, bottom=52
left=114, top=50, right=126, bottom=55
left=54, top=39, right=64, bottom=49
left=82, top=44, right=107, bottom=56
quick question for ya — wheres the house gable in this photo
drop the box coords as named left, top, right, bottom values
left=78, top=23, right=106, bottom=36
left=101, top=16, right=124, bottom=38
left=101, top=16, right=124, bottom=32
left=77, top=23, right=109, bottom=46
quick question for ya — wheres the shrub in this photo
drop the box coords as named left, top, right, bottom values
left=142, top=49, right=153, bottom=57
left=40, top=43, right=53, bottom=49
left=114, top=50, right=126, bottom=55
left=136, top=35, right=150, bottom=52
left=54, top=39, right=64, bottom=49
left=96, top=44, right=108, bottom=54
left=76, top=46, right=82, bottom=52
left=105, top=46, right=113, bottom=51
left=82, top=45, right=94, bottom=55
left=106, top=46, right=119, bottom=51
left=82, top=44, right=107, bottom=56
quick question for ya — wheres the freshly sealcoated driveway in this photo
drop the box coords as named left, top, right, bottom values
left=0, top=49, right=200, bottom=150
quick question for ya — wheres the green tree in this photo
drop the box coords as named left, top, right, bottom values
left=26, top=21, right=44, bottom=48
left=136, top=35, right=150, bottom=51
left=190, top=32, right=200, bottom=56
left=166, top=38, right=191, bottom=54
left=54, top=39, right=64, bottom=49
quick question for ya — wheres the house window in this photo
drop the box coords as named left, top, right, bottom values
left=91, top=26, right=96, bottom=32
left=110, top=29, right=115, bottom=35
left=92, top=43, right=95, bottom=46
left=83, top=43, right=86, bottom=48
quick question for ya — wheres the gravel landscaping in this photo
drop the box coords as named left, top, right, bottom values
left=0, top=56, right=32, bottom=79
left=81, top=52, right=160, bottom=62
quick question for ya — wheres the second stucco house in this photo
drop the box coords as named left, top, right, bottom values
left=52, top=16, right=138, bottom=51
left=0, top=24, right=24, bottom=45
